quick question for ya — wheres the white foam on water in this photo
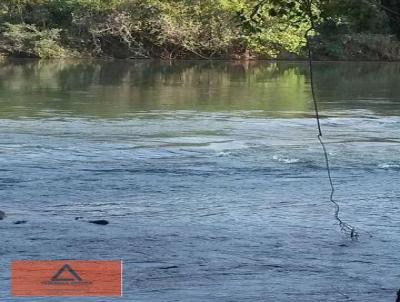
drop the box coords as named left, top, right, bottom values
left=272, top=155, right=300, bottom=164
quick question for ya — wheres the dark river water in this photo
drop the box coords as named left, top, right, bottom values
left=0, top=60, right=400, bottom=301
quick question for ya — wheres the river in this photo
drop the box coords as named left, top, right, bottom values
left=0, top=60, right=400, bottom=301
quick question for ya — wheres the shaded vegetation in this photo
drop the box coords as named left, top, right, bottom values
left=0, top=0, right=400, bottom=60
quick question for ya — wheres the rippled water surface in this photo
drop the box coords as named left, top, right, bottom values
left=1, top=60, right=400, bottom=301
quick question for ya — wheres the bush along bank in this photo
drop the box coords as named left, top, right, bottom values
left=1, top=0, right=400, bottom=60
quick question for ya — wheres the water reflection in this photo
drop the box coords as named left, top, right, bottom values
left=0, top=59, right=399, bottom=117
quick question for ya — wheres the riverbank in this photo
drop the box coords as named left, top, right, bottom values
left=1, top=1, right=400, bottom=61
left=2, top=38, right=400, bottom=61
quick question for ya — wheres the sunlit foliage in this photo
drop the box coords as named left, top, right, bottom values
left=0, top=0, right=399, bottom=59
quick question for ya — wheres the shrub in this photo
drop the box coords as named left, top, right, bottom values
left=311, top=33, right=400, bottom=60
left=0, top=22, right=65, bottom=58
left=156, top=1, right=238, bottom=59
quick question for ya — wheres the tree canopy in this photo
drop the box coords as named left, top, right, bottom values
left=0, top=0, right=399, bottom=60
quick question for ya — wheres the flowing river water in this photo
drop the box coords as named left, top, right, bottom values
left=0, top=60, right=400, bottom=301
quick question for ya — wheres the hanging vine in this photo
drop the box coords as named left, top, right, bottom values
left=304, top=0, right=358, bottom=238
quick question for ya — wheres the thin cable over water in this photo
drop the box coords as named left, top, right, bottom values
left=304, top=0, right=358, bottom=239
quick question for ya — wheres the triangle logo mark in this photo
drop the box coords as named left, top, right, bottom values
left=51, top=264, right=82, bottom=282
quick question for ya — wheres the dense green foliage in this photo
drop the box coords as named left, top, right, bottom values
left=0, top=0, right=400, bottom=59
